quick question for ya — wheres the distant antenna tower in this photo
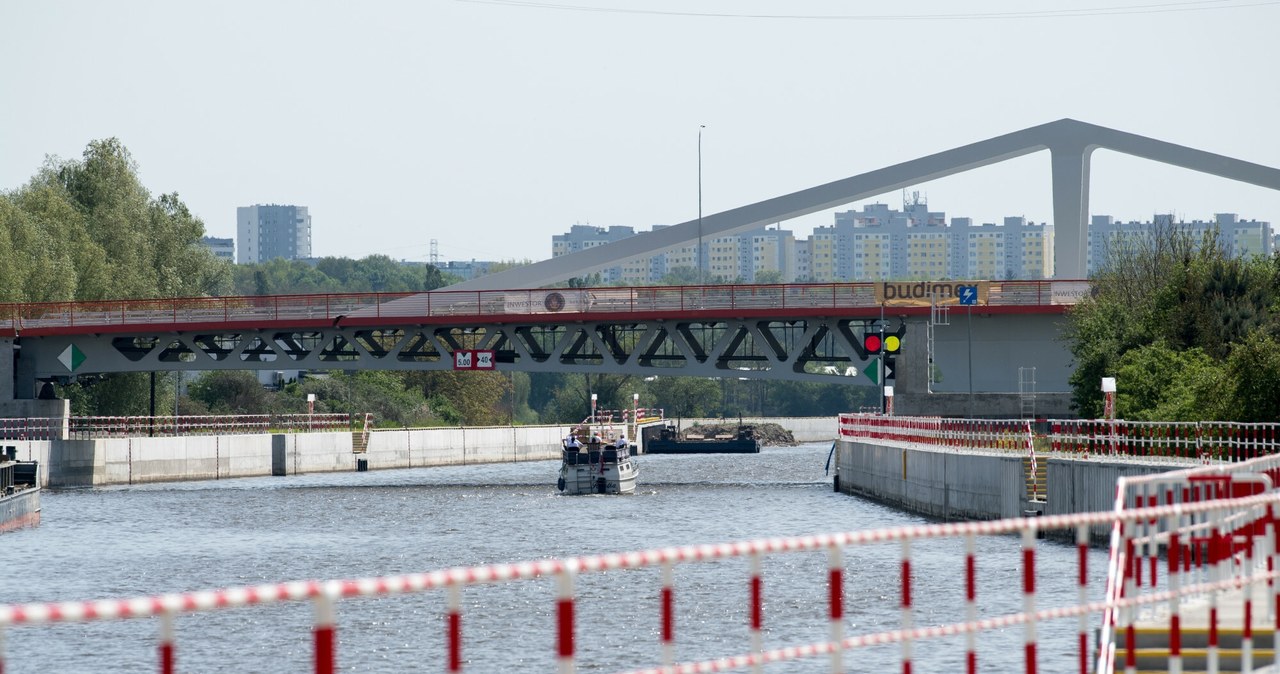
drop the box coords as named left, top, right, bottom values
left=901, top=189, right=925, bottom=209
left=430, top=239, right=439, bottom=266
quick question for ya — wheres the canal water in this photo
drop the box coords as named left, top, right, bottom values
left=1, top=443, right=1108, bottom=673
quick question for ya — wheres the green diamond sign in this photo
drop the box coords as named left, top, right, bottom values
left=862, top=358, right=880, bottom=384
left=59, top=344, right=86, bottom=372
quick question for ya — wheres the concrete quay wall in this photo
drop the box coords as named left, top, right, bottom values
left=36, top=425, right=576, bottom=487
left=363, top=425, right=567, bottom=469
left=836, top=440, right=1028, bottom=520
left=836, top=440, right=1188, bottom=525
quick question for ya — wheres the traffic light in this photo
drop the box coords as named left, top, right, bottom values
left=862, top=333, right=883, bottom=354
left=884, top=333, right=901, bottom=355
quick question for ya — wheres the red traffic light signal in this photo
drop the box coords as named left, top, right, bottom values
left=863, top=334, right=882, bottom=354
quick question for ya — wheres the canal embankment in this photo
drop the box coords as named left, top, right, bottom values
left=8, top=416, right=838, bottom=487
left=835, top=439, right=1181, bottom=524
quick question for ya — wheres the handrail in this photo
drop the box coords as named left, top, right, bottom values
left=0, top=280, right=1088, bottom=336
left=838, top=414, right=1280, bottom=463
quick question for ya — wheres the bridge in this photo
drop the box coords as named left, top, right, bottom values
left=0, top=279, right=1079, bottom=416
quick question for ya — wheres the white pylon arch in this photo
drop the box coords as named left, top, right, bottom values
left=449, top=118, right=1280, bottom=290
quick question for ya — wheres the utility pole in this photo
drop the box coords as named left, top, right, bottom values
left=698, top=124, right=705, bottom=285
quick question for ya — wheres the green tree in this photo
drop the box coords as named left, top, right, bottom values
left=642, top=376, right=721, bottom=418
left=188, top=371, right=274, bottom=414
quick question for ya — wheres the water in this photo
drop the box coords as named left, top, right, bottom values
left=0, top=443, right=1108, bottom=673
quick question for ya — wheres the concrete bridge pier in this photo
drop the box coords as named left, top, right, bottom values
left=0, top=337, right=71, bottom=436
left=891, top=315, right=1076, bottom=418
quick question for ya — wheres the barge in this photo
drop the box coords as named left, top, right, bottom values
left=0, top=447, right=40, bottom=532
left=644, top=424, right=761, bottom=454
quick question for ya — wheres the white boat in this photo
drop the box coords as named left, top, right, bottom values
left=557, top=440, right=638, bottom=495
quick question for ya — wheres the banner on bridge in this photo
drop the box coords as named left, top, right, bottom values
left=873, top=281, right=989, bottom=307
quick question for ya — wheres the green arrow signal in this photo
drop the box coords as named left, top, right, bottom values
left=863, top=358, right=879, bottom=385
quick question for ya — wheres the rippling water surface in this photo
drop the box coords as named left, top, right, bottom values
left=1, top=443, right=1108, bottom=673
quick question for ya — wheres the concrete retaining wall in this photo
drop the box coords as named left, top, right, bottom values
left=837, top=440, right=1192, bottom=530
left=836, top=441, right=1028, bottom=520
left=1044, top=458, right=1182, bottom=517
left=39, top=424, right=577, bottom=487
left=364, top=425, right=567, bottom=469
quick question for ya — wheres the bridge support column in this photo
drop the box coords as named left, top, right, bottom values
left=1049, top=141, right=1096, bottom=280
left=0, top=339, right=69, bottom=430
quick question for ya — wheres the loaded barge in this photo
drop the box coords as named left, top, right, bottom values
left=644, top=424, right=761, bottom=454
left=0, top=447, right=40, bottom=532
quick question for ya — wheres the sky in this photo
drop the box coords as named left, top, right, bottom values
left=2, top=0, right=1278, bottom=267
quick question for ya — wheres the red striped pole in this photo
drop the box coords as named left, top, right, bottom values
left=158, top=610, right=175, bottom=674
left=749, top=552, right=763, bottom=674
left=1167, top=514, right=1182, bottom=673
left=661, top=562, right=675, bottom=667
left=1208, top=518, right=1221, bottom=674
left=1076, top=525, right=1088, bottom=674
left=902, top=538, right=913, bottom=674
left=1271, top=504, right=1279, bottom=661
left=446, top=585, right=462, bottom=672
left=1022, top=527, right=1037, bottom=674
left=1243, top=525, right=1255, bottom=673
left=557, top=570, right=575, bottom=674
left=965, top=533, right=977, bottom=674
left=313, top=593, right=336, bottom=674
left=1148, top=492, right=1158, bottom=588
left=1124, top=537, right=1137, bottom=674
left=828, top=546, right=844, bottom=674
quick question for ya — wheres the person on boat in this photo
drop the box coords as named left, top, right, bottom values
left=589, top=432, right=602, bottom=446
left=564, top=431, right=582, bottom=451
left=613, top=433, right=628, bottom=449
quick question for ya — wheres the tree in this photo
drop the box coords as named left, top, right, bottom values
left=404, top=371, right=511, bottom=426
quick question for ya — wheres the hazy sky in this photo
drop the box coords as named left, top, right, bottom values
left=3, top=0, right=1278, bottom=265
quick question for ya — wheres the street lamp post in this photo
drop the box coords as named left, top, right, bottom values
left=698, top=124, right=705, bottom=286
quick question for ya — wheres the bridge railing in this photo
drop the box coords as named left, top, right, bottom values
left=0, top=414, right=358, bottom=440
left=0, top=280, right=1087, bottom=335
left=1, top=492, right=1274, bottom=674
left=838, top=414, right=1280, bottom=463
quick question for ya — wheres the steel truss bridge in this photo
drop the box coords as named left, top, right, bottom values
left=0, top=280, right=1075, bottom=397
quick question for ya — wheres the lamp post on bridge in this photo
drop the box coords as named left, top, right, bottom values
left=698, top=124, right=705, bottom=286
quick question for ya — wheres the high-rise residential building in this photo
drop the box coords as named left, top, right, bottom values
left=1086, top=213, right=1272, bottom=275
left=236, top=204, right=312, bottom=264
left=741, top=226, right=796, bottom=282
left=200, top=236, right=235, bottom=262
left=551, top=224, right=638, bottom=283
left=549, top=205, right=1269, bottom=286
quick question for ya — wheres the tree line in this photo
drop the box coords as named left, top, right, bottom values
left=1065, top=221, right=1280, bottom=421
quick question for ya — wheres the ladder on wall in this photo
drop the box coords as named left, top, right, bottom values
left=1019, top=367, right=1037, bottom=419
left=927, top=295, right=950, bottom=392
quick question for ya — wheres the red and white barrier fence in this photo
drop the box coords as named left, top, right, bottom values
left=838, top=414, right=1280, bottom=463
left=3, top=492, right=1277, bottom=673
left=1096, top=451, right=1280, bottom=674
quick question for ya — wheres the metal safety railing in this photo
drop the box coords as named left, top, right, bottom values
left=0, top=414, right=359, bottom=440
left=1097, top=452, right=1280, bottom=674
left=0, top=280, right=1085, bottom=336
left=1, top=493, right=1275, bottom=673
left=838, top=414, right=1280, bottom=464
